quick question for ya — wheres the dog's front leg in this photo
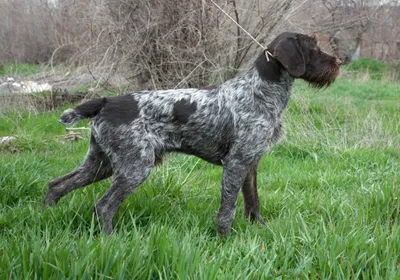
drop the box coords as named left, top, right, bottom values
left=216, top=161, right=248, bottom=236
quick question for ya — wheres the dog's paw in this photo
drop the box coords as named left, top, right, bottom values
left=253, top=214, right=266, bottom=225
left=216, top=224, right=231, bottom=236
left=246, top=211, right=266, bottom=225
left=248, top=213, right=265, bottom=225
left=216, top=215, right=233, bottom=236
left=42, top=192, right=59, bottom=209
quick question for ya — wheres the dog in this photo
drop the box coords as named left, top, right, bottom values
left=44, top=32, right=341, bottom=235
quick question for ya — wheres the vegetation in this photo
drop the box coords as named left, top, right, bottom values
left=0, top=63, right=47, bottom=77
left=345, top=58, right=400, bottom=80
left=1, top=71, right=399, bottom=279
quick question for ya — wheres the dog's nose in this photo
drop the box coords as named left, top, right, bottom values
left=335, top=58, right=342, bottom=66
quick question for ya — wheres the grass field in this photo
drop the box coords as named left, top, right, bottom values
left=0, top=63, right=48, bottom=77
left=1, top=72, right=400, bottom=279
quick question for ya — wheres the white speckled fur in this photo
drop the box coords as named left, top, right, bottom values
left=45, top=32, right=340, bottom=235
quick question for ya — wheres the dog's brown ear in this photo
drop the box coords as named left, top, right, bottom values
left=273, top=37, right=305, bottom=77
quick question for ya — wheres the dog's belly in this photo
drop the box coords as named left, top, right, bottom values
left=165, top=125, right=233, bottom=165
left=175, top=141, right=229, bottom=165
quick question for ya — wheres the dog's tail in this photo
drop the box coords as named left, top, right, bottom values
left=59, top=97, right=107, bottom=125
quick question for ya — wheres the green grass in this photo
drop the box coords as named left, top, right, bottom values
left=346, top=58, right=387, bottom=73
left=1, top=75, right=400, bottom=279
left=344, top=58, right=400, bottom=81
left=0, top=63, right=48, bottom=76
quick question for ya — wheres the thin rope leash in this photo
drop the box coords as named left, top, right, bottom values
left=210, top=0, right=273, bottom=61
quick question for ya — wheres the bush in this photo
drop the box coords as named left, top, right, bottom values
left=0, top=0, right=296, bottom=88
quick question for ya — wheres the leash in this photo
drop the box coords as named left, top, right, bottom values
left=210, top=0, right=273, bottom=61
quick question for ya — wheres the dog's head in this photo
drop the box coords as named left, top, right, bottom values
left=265, top=32, right=341, bottom=88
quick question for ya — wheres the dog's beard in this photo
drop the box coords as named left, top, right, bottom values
left=308, top=65, right=340, bottom=89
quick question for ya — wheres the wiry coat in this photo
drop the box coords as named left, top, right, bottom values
left=44, top=32, right=341, bottom=235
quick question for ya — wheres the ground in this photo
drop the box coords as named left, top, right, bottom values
left=0, top=70, right=399, bottom=279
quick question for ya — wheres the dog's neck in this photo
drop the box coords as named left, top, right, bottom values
left=247, top=51, right=294, bottom=115
left=253, top=51, right=284, bottom=83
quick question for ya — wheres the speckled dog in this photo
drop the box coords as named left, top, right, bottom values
left=44, top=32, right=341, bottom=235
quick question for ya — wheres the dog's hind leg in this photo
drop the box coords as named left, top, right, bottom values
left=43, top=134, right=112, bottom=206
left=241, top=164, right=265, bottom=225
left=94, top=145, right=154, bottom=235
